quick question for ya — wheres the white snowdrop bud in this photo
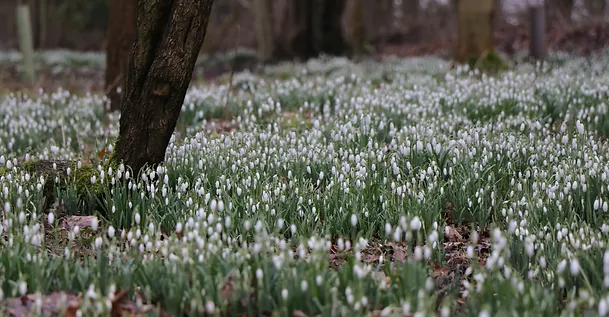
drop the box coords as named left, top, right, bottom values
left=385, top=223, right=392, bottom=236
left=414, top=246, right=423, bottom=260
left=301, top=280, right=308, bottom=291
left=350, top=214, right=358, bottom=227
left=48, top=212, right=55, bottom=225
left=525, top=241, right=534, bottom=257
left=18, top=281, right=27, bottom=296
left=576, top=120, right=585, bottom=135
left=205, top=301, right=215, bottom=313
left=410, top=216, right=422, bottom=231
left=176, top=222, right=183, bottom=233
left=281, top=289, right=288, bottom=300
left=218, top=200, right=225, bottom=212
left=467, top=245, right=474, bottom=258
left=108, top=226, right=115, bottom=238
left=210, top=199, right=218, bottom=212
left=599, top=299, right=608, bottom=317
left=90, top=218, right=98, bottom=231
left=557, top=259, right=567, bottom=274
left=380, top=307, right=392, bottom=317
left=134, top=212, right=141, bottom=225
left=256, top=268, right=263, bottom=280
left=316, top=275, right=323, bottom=286
left=570, top=259, right=581, bottom=276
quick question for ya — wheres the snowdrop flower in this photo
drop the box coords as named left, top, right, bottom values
left=18, top=280, right=27, bottom=296
left=570, top=259, right=581, bottom=276
left=90, top=217, right=98, bottom=231
left=576, top=120, right=585, bottom=135
left=410, top=216, right=422, bottom=231
left=107, top=226, right=115, bottom=238
left=205, top=301, right=215, bottom=313
left=600, top=298, right=609, bottom=316
left=48, top=212, right=55, bottom=225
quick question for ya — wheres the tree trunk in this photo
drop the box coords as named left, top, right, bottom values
left=343, top=0, right=365, bottom=57
left=105, top=0, right=136, bottom=112
left=114, top=0, right=214, bottom=174
left=455, top=0, right=495, bottom=63
left=272, top=0, right=347, bottom=60
left=253, top=0, right=275, bottom=62
left=315, top=0, right=347, bottom=56
left=529, top=5, right=547, bottom=60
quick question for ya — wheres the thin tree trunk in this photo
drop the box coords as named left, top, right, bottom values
left=253, top=0, right=275, bottom=62
left=343, top=0, right=365, bottom=57
left=114, top=0, right=214, bottom=174
left=105, top=0, right=136, bottom=112
left=455, top=0, right=495, bottom=63
left=275, top=0, right=347, bottom=60
left=529, top=5, right=547, bottom=60
left=316, top=0, right=347, bottom=55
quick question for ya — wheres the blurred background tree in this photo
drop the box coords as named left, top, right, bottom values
left=1, top=0, right=609, bottom=82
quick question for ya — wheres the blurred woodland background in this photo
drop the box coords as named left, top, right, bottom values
left=1, top=0, right=608, bottom=56
left=1, top=0, right=609, bottom=97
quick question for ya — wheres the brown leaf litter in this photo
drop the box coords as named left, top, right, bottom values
left=1, top=289, right=170, bottom=317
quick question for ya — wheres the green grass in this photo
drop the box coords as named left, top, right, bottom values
left=2, top=51, right=609, bottom=316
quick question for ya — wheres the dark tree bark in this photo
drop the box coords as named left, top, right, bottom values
left=529, top=5, right=547, bottom=60
left=271, top=0, right=347, bottom=60
left=114, top=0, right=214, bottom=173
left=105, top=0, right=136, bottom=111
left=315, top=0, right=347, bottom=56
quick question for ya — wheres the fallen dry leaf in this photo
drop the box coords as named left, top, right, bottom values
left=293, top=310, right=310, bottom=317
left=110, top=289, right=130, bottom=317
left=392, top=246, right=407, bottom=262
left=2, top=290, right=170, bottom=317
left=2, top=292, right=81, bottom=317
left=221, top=274, right=234, bottom=301
left=445, top=225, right=463, bottom=242
left=60, top=216, right=99, bottom=231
